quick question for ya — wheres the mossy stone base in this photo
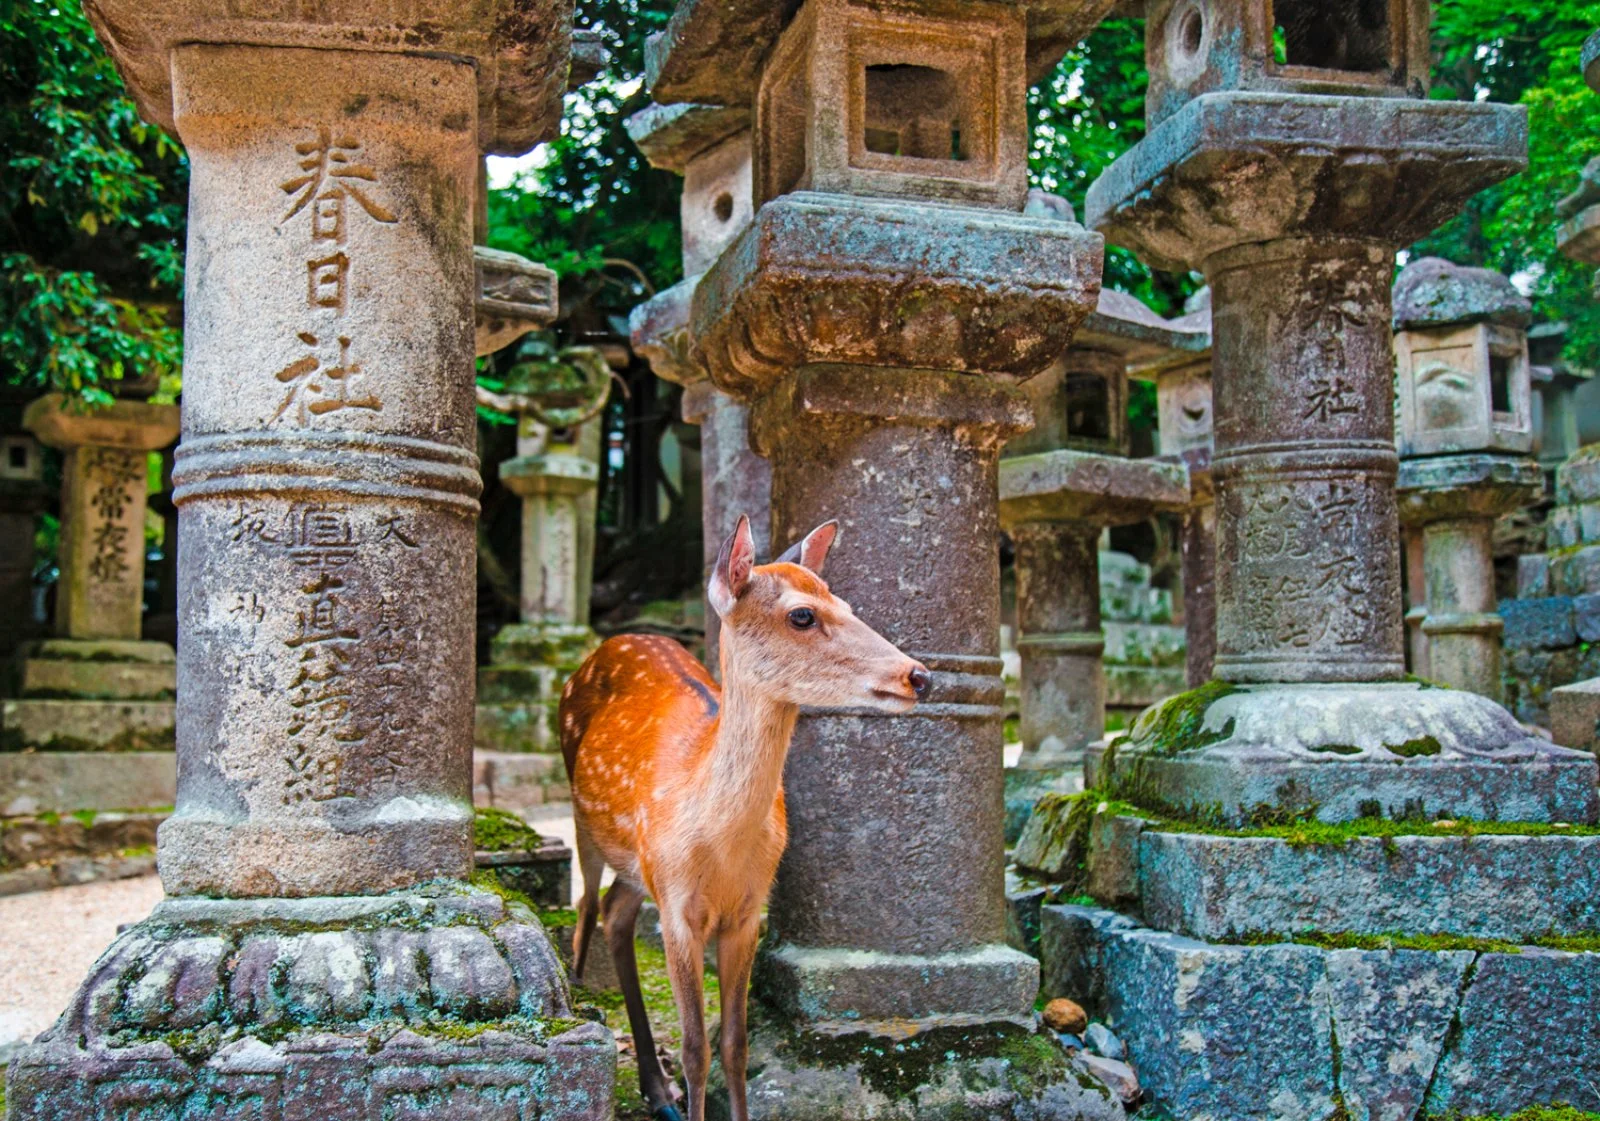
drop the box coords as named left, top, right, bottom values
left=1003, top=764, right=1080, bottom=846
left=4, top=885, right=615, bottom=1120
left=1089, top=682, right=1598, bottom=825
left=1, top=698, right=175, bottom=754
left=488, top=622, right=598, bottom=669
left=708, top=1008, right=1125, bottom=1121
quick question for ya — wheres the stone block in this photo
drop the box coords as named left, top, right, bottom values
left=1, top=698, right=175, bottom=753
left=1552, top=677, right=1600, bottom=753
left=0, top=810, right=161, bottom=870
left=0, top=750, right=174, bottom=816
left=474, top=701, right=558, bottom=754
left=1548, top=499, right=1600, bottom=549
left=1551, top=544, right=1600, bottom=596
left=1499, top=595, right=1576, bottom=650
left=1041, top=903, right=1600, bottom=1121
left=476, top=662, right=564, bottom=704
left=1517, top=553, right=1551, bottom=598
left=1137, top=831, right=1600, bottom=942
left=476, top=842, right=573, bottom=911
left=1103, top=664, right=1185, bottom=709
left=472, top=750, right=567, bottom=813
left=1004, top=875, right=1048, bottom=959
left=1576, top=592, right=1600, bottom=642
left=18, top=656, right=176, bottom=700
left=755, top=943, right=1040, bottom=1025
left=999, top=450, right=1190, bottom=527
left=1557, top=447, right=1600, bottom=504
left=1101, top=622, right=1186, bottom=668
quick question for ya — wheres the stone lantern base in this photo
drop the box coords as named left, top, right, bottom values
left=711, top=1005, right=1126, bottom=1121
left=4, top=884, right=614, bottom=1121
left=473, top=622, right=598, bottom=809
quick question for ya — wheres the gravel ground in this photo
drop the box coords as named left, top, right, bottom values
left=0, top=873, right=163, bottom=1063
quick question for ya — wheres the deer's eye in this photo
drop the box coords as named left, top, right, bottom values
left=787, top=607, right=817, bottom=630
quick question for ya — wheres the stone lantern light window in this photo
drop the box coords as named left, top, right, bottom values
left=754, top=0, right=1027, bottom=209
left=1144, top=0, right=1429, bottom=126
left=1063, top=369, right=1114, bottom=445
left=1, top=436, right=40, bottom=481
left=1393, top=257, right=1535, bottom=457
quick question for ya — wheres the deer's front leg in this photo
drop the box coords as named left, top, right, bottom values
left=661, top=912, right=710, bottom=1121
left=715, top=911, right=761, bottom=1121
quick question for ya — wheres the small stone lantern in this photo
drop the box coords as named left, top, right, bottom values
left=1144, top=0, right=1431, bottom=127
left=1394, top=257, right=1533, bottom=457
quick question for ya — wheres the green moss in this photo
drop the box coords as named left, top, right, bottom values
left=1238, top=929, right=1600, bottom=955
left=472, top=806, right=543, bottom=853
left=1123, top=680, right=1240, bottom=757
left=1310, top=744, right=1362, bottom=756
left=1389, top=735, right=1442, bottom=758
left=70, top=809, right=96, bottom=827
left=1428, top=1107, right=1600, bottom=1121
left=538, top=907, right=579, bottom=929
left=1404, top=674, right=1451, bottom=690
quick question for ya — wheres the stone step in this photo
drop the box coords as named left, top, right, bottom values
left=1550, top=543, right=1600, bottom=596
left=472, top=749, right=569, bottom=811
left=0, top=750, right=175, bottom=816
left=25, top=638, right=175, bottom=664
left=1, top=698, right=175, bottom=753
left=18, top=657, right=176, bottom=700
left=1547, top=498, right=1600, bottom=550
left=0, top=809, right=164, bottom=897
left=1552, top=676, right=1600, bottom=753
left=1039, top=902, right=1600, bottom=1121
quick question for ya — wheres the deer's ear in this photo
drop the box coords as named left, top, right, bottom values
left=709, top=515, right=755, bottom=618
left=776, top=520, right=838, bottom=575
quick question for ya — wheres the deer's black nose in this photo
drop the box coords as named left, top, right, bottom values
left=909, top=665, right=932, bottom=697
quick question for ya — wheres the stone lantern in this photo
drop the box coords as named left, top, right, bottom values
left=651, top=0, right=1114, bottom=1114
left=999, top=285, right=1203, bottom=835
left=4, top=1, right=615, bottom=1116
left=626, top=101, right=770, bottom=669
left=0, top=398, right=48, bottom=666
left=1393, top=258, right=1542, bottom=700
left=1031, top=5, right=1600, bottom=1115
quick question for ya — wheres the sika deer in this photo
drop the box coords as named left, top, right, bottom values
left=559, top=515, right=929, bottom=1121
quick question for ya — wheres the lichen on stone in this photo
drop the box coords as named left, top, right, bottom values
left=473, top=805, right=544, bottom=853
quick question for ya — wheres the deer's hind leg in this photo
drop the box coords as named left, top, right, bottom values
left=571, top=821, right=606, bottom=983
left=605, top=879, right=685, bottom=1121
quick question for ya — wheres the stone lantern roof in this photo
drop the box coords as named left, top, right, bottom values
left=1392, top=256, right=1532, bottom=332
left=644, top=0, right=1123, bottom=106
left=82, top=0, right=575, bottom=155
left=625, top=102, right=750, bottom=173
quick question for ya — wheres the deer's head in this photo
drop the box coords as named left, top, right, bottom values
left=709, top=515, right=930, bottom=712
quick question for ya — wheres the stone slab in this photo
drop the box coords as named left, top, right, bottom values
left=1547, top=499, right=1600, bottom=549
left=18, top=656, right=176, bottom=700
left=1552, top=677, right=1600, bottom=753
left=472, top=749, right=568, bottom=812
left=1039, top=903, right=1600, bottom=1121
left=0, top=750, right=174, bottom=816
left=0, top=852, right=157, bottom=897
left=999, top=450, right=1190, bottom=527
left=1557, top=446, right=1600, bottom=504
left=1137, top=830, right=1600, bottom=942
left=1, top=809, right=161, bottom=868
left=476, top=841, right=572, bottom=911
left=1578, top=592, right=1600, bottom=642
left=474, top=701, right=559, bottom=754
left=26, top=638, right=175, bottom=663
left=1, top=698, right=175, bottom=753
left=1517, top=553, right=1551, bottom=598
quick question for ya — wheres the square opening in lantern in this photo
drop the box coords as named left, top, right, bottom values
left=1266, top=0, right=1399, bottom=77
left=1064, top=373, right=1113, bottom=444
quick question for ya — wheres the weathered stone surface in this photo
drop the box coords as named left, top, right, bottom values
left=1138, top=831, right=1600, bottom=943
left=999, top=450, right=1189, bottom=526
left=1041, top=903, right=1600, bottom=1121
left=1557, top=444, right=1600, bottom=504
left=758, top=943, right=1040, bottom=1025
left=1424, top=949, right=1600, bottom=1116
left=693, top=191, right=1103, bottom=398
left=646, top=0, right=1122, bottom=107
left=1392, top=256, right=1531, bottom=331
left=1087, top=94, right=1526, bottom=274
left=82, top=0, right=576, bottom=156
left=624, top=101, right=748, bottom=174
left=1550, top=542, right=1600, bottom=596
left=2, top=698, right=175, bottom=754
left=17, top=655, right=175, bottom=700
left=1092, top=682, right=1599, bottom=825
left=1501, top=595, right=1578, bottom=650
left=629, top=275, right=701, bottom=387
left=1009, top=521, right=1104, bottom=768
left=472, top=749, right=568, bottom=811
left=474, top=245, right=558, bottom=357
left=1, top=809, right=161, bottom=870
left=0, top=750, right=174, bottom=816
left=1395, top=455, right=1543, bottom=523
left=476, top=841, right=571, bottom=911
left=1552, top=677, right=1600, bottom=753
left=1518, top=552, right=1552, bottom=598
left=1547, top=499, right=1600, bottom=549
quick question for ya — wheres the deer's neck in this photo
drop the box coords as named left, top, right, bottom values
left=696, top=650, right=797, bottom=826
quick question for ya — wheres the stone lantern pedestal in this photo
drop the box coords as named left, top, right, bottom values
left=998, top=286, right=1202, bottom=837
left=2, top=396, right=180, bottom=819
left=4, top=3, right=614, bottom=1117
left=476, top=428, right=602, bottom=765
left=1016, top=71, right=1600, bottom=1117
left=627, top=101, right=770, bottom=670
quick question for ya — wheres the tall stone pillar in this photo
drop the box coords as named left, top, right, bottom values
left=1025, top=6, right=1600, bottom=1115
left=5, top=4, right=613, bottom=1117
left=2, top=396, right=179, bottom=814
left=627, top=102, right=769, bottom=670
left=659, top=0, right=1114, bottom=1112
left=1392, top=257, right=1542, bottom=699
left=998, top=287, right=1200, bottom=838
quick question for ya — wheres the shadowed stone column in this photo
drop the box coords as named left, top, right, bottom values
left=1393, top=258, right=1542, bottom=700
left=668, top=0, right=1113, bottom=1108
left=1085, top=88, right=1594, bottom=825
left=5, top=3, right=614, bottom=1117
left=627, top=102, right=768, bottom=669
left=0, top=420, right=46, bottom=666
left=998, top=285, right=1201, bottom=838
